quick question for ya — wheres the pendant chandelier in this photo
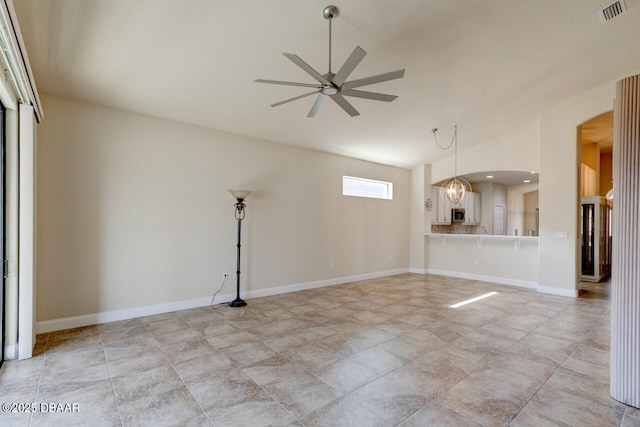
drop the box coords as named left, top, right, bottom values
left=432, top=125, right=472, bottom=206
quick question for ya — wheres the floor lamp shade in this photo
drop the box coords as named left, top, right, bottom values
left=228, top=190, right=252, bottom=201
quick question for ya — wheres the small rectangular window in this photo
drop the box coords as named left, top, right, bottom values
left=342, top=176, right=393, bottom=200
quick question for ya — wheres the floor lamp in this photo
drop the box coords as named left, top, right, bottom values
left=228, top=190, right=252, bottom=307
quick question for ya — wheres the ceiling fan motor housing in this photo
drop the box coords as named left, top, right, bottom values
left=322, top=72, right=339, bottom=95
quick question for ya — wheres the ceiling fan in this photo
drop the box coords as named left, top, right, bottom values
left=255, top=5, right=405, bottom=117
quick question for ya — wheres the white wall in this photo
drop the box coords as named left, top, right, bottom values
left=430, top=118, right=540, bottom=183
left=409, top=164, right=427, bottom=273
left=538, top=80, right=619, bottom=296
left=36, top=95, right=410, bottom=326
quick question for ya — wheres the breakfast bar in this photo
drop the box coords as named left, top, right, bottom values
left=425, top=233, right=539, bottom=289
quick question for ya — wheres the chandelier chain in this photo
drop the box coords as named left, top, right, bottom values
left=432, top=125, right=469, bottom=206
left=432, top=125, right=459, bottom=177
left=432, top=125, right=457, bottom=151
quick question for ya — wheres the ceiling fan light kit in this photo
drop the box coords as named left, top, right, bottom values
left=255, top=5, right=405, bottom=117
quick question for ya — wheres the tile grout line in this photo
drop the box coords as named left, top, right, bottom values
left=101, top=330, right=125, bottom=427
left=167, top=357, right=215, bottom=426
left=27, top=333, right=48, bottom=427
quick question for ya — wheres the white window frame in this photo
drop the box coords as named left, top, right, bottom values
left=342, top=175, right=393, bottom=200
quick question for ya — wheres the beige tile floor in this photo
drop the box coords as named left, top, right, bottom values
left=1, top=273, right=640, bottom=426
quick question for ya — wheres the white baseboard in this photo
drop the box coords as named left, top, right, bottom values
left=409, top=267, right=428, bottom=274
left=537, top=285, right=578, bottom=298
left=245, top=268, right=410, bottom=299
left=427, top=268, right=579, bottom=297
left=426, top=268, right=538, bottom=290
left=4, top=343, right=18, bottom=360
left=35, top=268, right=410, bottom=334
left=35, top=296, right=215, bottom=334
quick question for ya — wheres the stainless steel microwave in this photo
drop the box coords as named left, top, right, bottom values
left=452, top=207, right=465, bottom=223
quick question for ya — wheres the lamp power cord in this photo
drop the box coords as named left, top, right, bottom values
left=210, top=274, right=228, bottom=307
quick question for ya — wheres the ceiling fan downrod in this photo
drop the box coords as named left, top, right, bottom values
left=323, top=5, right=339, bottom=74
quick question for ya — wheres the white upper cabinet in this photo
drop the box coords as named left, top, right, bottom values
left=462, top=192, right=481, bottom=224
left=431, top=186, right=481, bottom=225
left=463, top=192, right=474, bottom=224
left=431, top=186, right=451, bottom=224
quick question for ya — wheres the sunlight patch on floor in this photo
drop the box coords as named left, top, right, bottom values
left=449, top=292, right=498, bottom=308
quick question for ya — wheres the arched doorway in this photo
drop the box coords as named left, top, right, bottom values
left=577, top=111, right=613, bottom=288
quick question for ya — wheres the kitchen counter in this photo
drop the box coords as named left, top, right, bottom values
left=426, top=233, right=538, bottom=250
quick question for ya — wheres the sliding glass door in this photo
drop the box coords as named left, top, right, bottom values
left=0, top=102, right=5, bottom=367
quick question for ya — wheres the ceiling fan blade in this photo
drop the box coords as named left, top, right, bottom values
left=283, top=53, right=330, bottom=85
left=341, top=89, right=398, bottom=102
left=341, top=69, right=405, bottom=90
left=330, top=93, right=360, bottom=117
left=307, top=94, right=327, bottom=117
left=255, top=79, right=322, bottom=88
left=333, top=46, right=367, bottom=87
left=271, top=90, right=320, bottom=107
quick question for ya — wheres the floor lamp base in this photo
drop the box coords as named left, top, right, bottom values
left=229, top=298, right=247, bottom=308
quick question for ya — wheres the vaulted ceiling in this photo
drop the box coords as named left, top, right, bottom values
left=12, top=0, right=640, bottom=168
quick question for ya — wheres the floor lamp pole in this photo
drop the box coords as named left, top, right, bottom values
left=230, top=212, right=246, bottom=307
left=228, top=190, right=251, bottom=307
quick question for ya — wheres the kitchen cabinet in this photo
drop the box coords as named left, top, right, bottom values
left=462, top=192, right=481, bottom=225
left=431, top=186, right=452, bottom=224
left=462, top=193, right=474, bottom=224
left=431, top=186, right=481, bottom=225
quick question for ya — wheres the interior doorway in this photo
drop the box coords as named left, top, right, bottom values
left=578, top=111, right=613, bottom=287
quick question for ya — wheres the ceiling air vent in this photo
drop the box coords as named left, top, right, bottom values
left=599, top=0, right=626, bottom=23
